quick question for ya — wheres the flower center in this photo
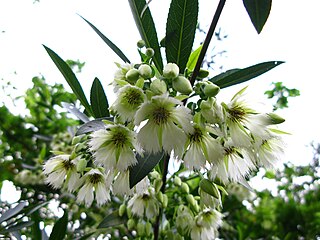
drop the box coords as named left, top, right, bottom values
left=224, top=147, right=235, bottom=156
left=190, top=127, right=203, bottom=143
left=124, top=88, right=144, bottom=107
left=227, top=106, right=246, bottom=122
left=112, top=130, right=128, bottom=148
left=62, top=160, right=74, bottom=171
left=89, top=173, right=103, bottom=184
left=152, top=107, right=170, bottom=125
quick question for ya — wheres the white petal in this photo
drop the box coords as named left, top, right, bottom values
left=137, top=121, right=161, bottom=153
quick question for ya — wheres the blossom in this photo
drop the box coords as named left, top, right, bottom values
left=113, top=170, right=132, bottom=196
left=77, top=169, right=111, bottom=207
left=113, top=63, right=135, bottom=92
left=183, top=126, right=224, bottom=170
left=134, top=93, right=193, bottom=156
left=89, top=124, right=142, bottom=171
left=43, top=154, right=80, bottom=192
left=111, top=85, right=145, bottom=122
left=127, top=189, right=160, bottom=219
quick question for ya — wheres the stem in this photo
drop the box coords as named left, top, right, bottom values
left=154, top=153, right=170, bottom=240
left=190, top=0, right=226, bottom=86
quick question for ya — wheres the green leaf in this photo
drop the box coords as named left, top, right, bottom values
left=186, top=45, right=203, bottom=71
left=79, top=15, right=131, bottom=63
left=209, top=61, right=284, bottom=89
left=76, top=119, right=114, bottom=136
left=1, top=221, right=34, bottom=234
left=0, top=201, right=26, bottom=224
left=61, top=102, right=90, bottom=123
left=128, top=0, right=163, bottom=73
left=98, top=211, right=128, bottom=229
left=43, top=45, right=93, bottom=116
left=49, top=210, right=68, bottom=240
left=129, top=151, right=164, bottom=188
left=166, top=0, right=199, bottom=73
left=243, top=0, right=272, bottom=34
left=90, top=78, right=110, bottom=118
left=199, top=179, right=220, bottom=199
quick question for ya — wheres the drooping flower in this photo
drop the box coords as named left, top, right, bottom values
left=89, top=124, right=142, bottom=172
left=176, top=205, right=194, bottom=235
left=127, top=189, right=160, bottom=219
left=134, top=93, right=193, bottom=156
left=113, top=170, right=132, bottom=196
left=77, top=168, right=111, bottom=207
left=43, top=154, right=81, bottom=192
left=111, top=85, right=145, bottom=122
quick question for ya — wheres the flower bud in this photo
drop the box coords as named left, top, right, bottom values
left=119, top=204, right=126, bottom=217
left=137, top=40, right=146, bottom=48
left=149, top=170, right=161, bottom=179
left=173, top=176, right=182, bottom=186
left=138, top=64, right=153, bottom=79
left=203, top=83, right=220, bottom=97
left=127, top=219, right=135, bottom=230
left=145, top=48, right=155, bottom=57
left=172, top=76, right=193, bottom=95
left=266, top=113, right=285, bottom=124
left=71, top=136, right=82, bottom=145
left=125, top=68, right=140, bottom=83
left=136, top=222, right=145, bottom=236
left=157, top=191, right=164, bottom=203
left=181, top=182, right=190, bottom=194
left=154, top=179, right=163, bottom=193
left=163, top=63, right=179, bottom=79
left=135, top=78, right=145, bottom=88
left=162, top=194, right=168, bottom=208
left=150, top=79, right=167, bottom=94
left=145, top=222, right=153, bottom=236
left=186, top=194, right=196, bottom=207
left=126, top=207, right=132, bottom=218
left=76, top=158, right=87, bottom=172
left=198, top=69, right=210, bottom=79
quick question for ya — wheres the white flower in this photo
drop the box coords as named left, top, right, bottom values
left=111, top=85, right=145, bottom=121
left=183, top=126, right=224, bottom=170
left=113, top=171, right=132, bottom=196
left=127, top=189, right=160, bottom=219
left=77, top=169, right=111, bottom=207
left=89, top=124, right=142, bottom=172
left=43, top=155, right=80, bottom=191
left=134, top=93, right=193, bottom=156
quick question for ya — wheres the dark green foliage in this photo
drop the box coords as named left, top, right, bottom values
left=265, top=82, right=300, bottom=110
left=90, top=78, right=110, bottom=118
left=165, top=0, right=199, bottom=73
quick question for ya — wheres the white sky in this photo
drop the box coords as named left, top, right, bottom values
left=1, top=0, right=320, bottom=169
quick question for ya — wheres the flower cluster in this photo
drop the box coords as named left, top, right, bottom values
left=43, top=51, right=286, bottom=238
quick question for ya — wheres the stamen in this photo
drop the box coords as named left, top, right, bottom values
left=152, top=107, right=170, bottom=125
left=124, top=88, right=144, bottom=106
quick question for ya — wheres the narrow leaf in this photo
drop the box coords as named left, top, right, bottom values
left=243, top=0, right=272, bottom=34
left=43, top=45, right=93, bottom=116
left=166, top=0, right=199, bottom=73
left=2, top=221, right=34, bottom=233
left=128, top=0, right=163, bottom=73
left=24, top=201, right=49, bottom=216
left=129, top=151, right=164, bottom=188
left=0, top=201, right=26, bottom=224
left=49, top=210, right=68, bottom=240
left=75, top=119, right=112, bottom=136
left=210, top=61, right=284, bottom=89
left=186, top=45, right=203, bottom=71
left=98, top=211, right=128, bottom=229
left=79, top=15, right=131, bottom=63
left=90, top=78, right=110, bottom=118
left=61, top=102, right=90, bottom=123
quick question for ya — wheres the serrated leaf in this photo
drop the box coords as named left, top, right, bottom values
left=243, top=0, right=272, bottom=34
left=166, top=0, right=199, bottom=73
left=49, top=210, right=68, bottom=240
left=90, top=78, right=110, bottom=118
left=79, top=15, right=130, bottom=63
left=76, top=119, right=111, bottom=136
left=129, top=151, right=164, bottom=188
left=209, top=61, right=284, bottom=89
left=98, top=211, right=128, bottom=229
left=187, top=45, right=202, bottom=71
left=128, top=0, right=163, bottom=73
left=0, top=201, right=26, bottom=224
left=61, top=102, right=90, bottom=123
left=43, top=45, right=93, bottom=116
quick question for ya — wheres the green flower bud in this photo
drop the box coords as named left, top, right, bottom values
left=137, top=222, right=145, bottom=236
left=157, top=191, right=164, bottom=203
left=266, top=113, right=285, bottom=124
left=145, top=222, right=153, bottom=236
left=76, top=158, right=87, bottom=172
left=203, top=83, right=220, bottom=97
left=127, top=219, right=135, bottom=230
left=149, top=170, right=161, bottom=179
left=198, top=69, right=210, bottom=79
left=154, top=179, right=163, bottom=193
left=163, top=194, right=168, bottom=208
left=71, top=136, right=82, bottom=145
left=135, top=78, right=145, bottom=88
left=125, top=68, right=140, bottom=83
left=119, top=204, right=126, bottom=217
left=150, top=79, right=167, bottom=94
left=181, top=182, right=190, bottom=194
left=186, top=194, right=196, bottom=207
left=173, top=176, right=182, bottom=186
left=172, top=76, right=193, bottom=94
left=137, top=39, right=146, bottom=48
left=163, top=63, right=179, bottom=79
left=145, top=48, right=155, bottom=57
left=138, top=64, right=153, bottom=79
left=126, top=207, right=132, bottom=218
